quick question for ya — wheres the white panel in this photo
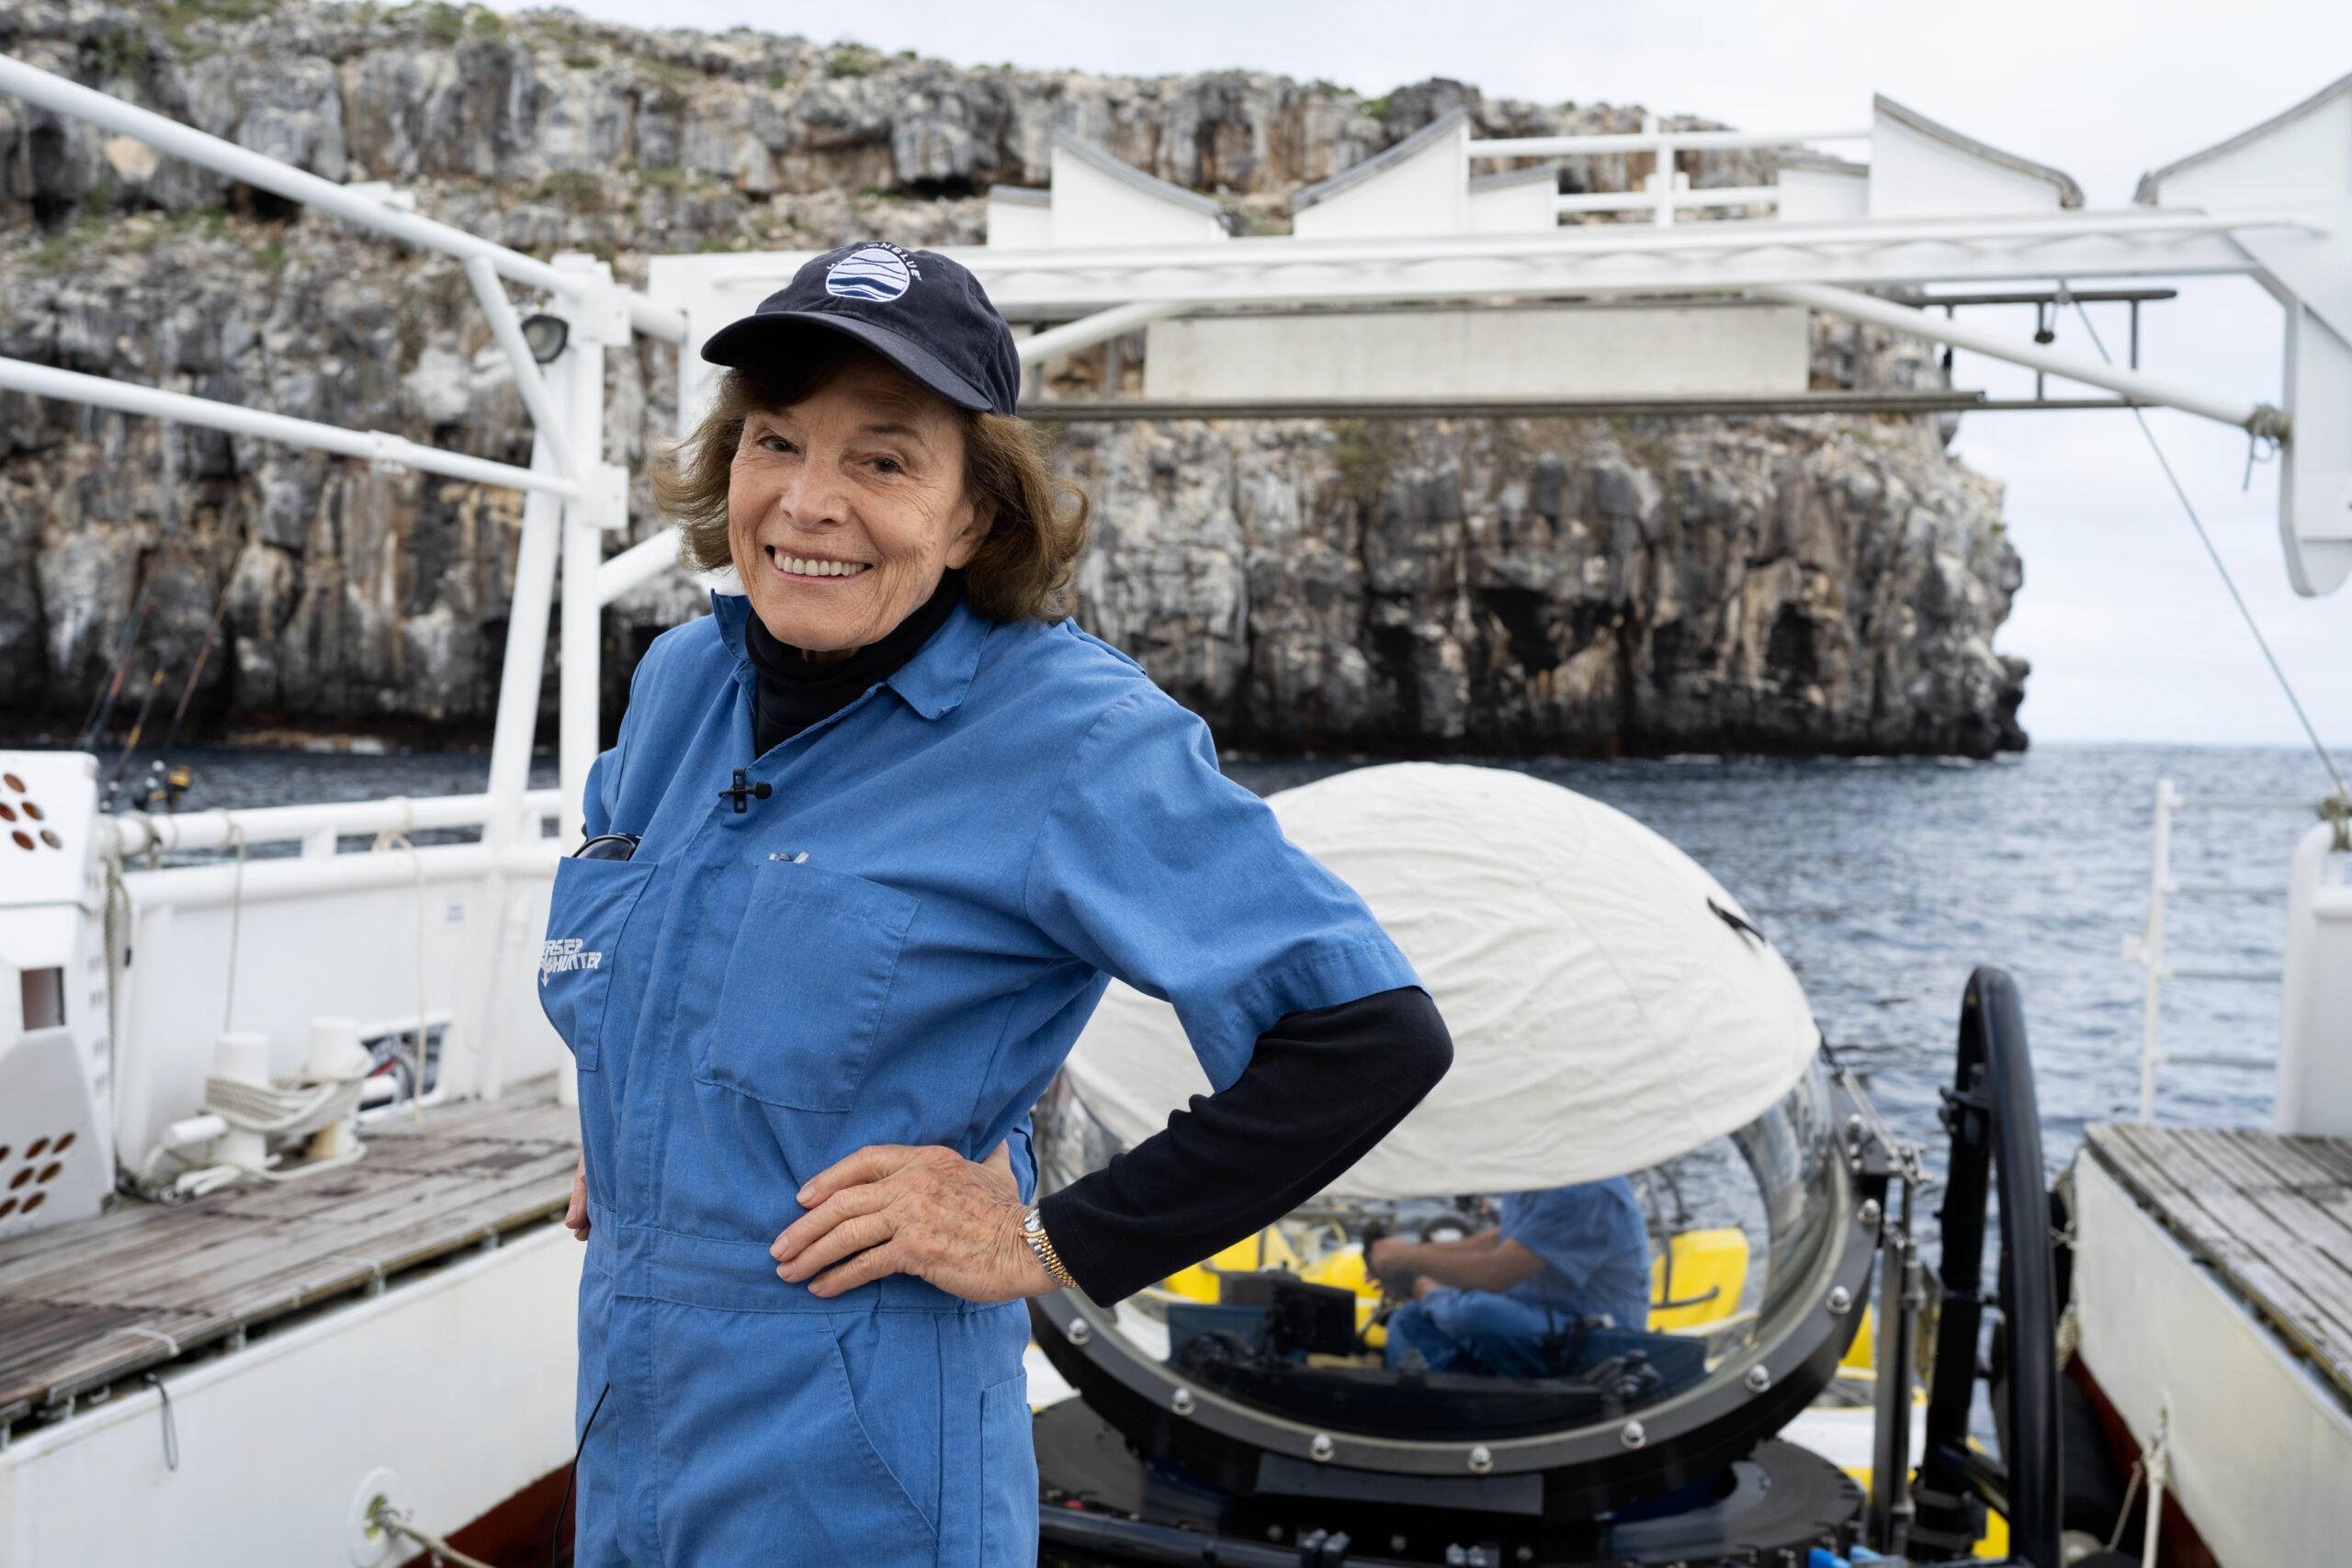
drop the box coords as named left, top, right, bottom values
left=2147, top=85, right=2352, bottom=211
left=1049, top=142, right=1226, bottom=248
left=985, top=191, right=1053, bottom=248
left=1143, top=303, right=1808, bottom=400
left=0, top=1225, right=582, bottom=1568
left=647, top=251, right=786, bottom=436
left=0, top=751, right=98, bottom=912
left=108, top=858, right=559, bottom=1168
left=1293, top=122, right=1468, bottom=240
left=2278, top=299, right=2352, bottom=595
left=1869, top=104, right=2072, bottom=219
left=2074, top=1154, right=2352, bottom=1568
left=1777, top=164, right=1869, bottom=223
left=0, top=1027, right=107, bottom=1235
left=2277, top=822, right=2352, bottom=1133
left=1465, top=172, right=1556, bottom=232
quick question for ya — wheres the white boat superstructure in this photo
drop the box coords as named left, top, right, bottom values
left=0, top=46, right=2345, bottom=1567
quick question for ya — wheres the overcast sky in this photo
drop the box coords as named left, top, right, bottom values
left=513, top=0, right=2352, bottom=758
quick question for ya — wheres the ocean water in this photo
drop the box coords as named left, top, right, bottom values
left=142, top=741, right=2331, bottom=1176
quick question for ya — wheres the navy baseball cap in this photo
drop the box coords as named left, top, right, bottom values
left=700, top=243, right=1022, bottom=417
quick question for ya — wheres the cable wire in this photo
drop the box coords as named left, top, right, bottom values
left=2066, top=294, right=2347, bottom=801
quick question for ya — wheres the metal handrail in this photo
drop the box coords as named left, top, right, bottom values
left=0, top=53, right=684, bottom=343
left=98, top=789, right=567, bottom=858
left=0, top=356, right=582, bottom=502
left=2125, top=779, right=2323, bottom=1117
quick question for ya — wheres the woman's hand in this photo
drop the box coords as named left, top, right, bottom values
left=565, top=1156, right=590, bottom=1241
left=771, top=1142, right=1055, bottom=1303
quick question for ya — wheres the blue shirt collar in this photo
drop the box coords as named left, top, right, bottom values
left=707, top=590, right=989, bottom=722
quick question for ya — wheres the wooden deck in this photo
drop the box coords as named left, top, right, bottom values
left=2085, top=1122, right=2352, bottom=1407
left=0, top=1088, right=578, bottom=1428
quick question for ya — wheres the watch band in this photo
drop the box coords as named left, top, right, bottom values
left=1020, top=1206, right=1078, bottom=1291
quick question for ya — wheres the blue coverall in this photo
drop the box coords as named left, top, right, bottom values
left=1384, top=1180, right=1652, bottom=1377
left=537, top=592, right=1417, bottom=1565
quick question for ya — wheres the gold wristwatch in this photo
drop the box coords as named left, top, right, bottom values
left=1020, top=1206, right=1077, bottom=1291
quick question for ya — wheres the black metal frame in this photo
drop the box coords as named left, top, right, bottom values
left=1910, top=967, right=2062, bottom=1568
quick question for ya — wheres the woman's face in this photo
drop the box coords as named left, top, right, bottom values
left=727, top=352, right=989, bottom=656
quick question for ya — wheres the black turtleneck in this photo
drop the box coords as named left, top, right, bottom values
left=743, top=570, right=966, bottom=756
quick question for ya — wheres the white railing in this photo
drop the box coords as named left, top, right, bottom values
left=2121, top=779, right=2315, bottom=1121
left=0, top=53, right=684, bottom=342
left=99, top=788, right=566, bottom=862
left=1554, top=179, right=1781, bottom=218
left=107, top=793, right=575, bottom=1163
left=1470, top=114, right=1868, bottom=226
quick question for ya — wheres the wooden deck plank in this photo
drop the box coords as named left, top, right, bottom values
left=2188, top=1132, right=2352, bottom=1289
left=2086, top=1123, right=2352, bottom=1404
left=2165, top=1132, right=2352, bottom=1338
left=2225, top=1134, right=2352, bottom=1258
left=2089, top=1128, right=2352, bottom=1357
left=0, top=1087, right=578, bottom=1419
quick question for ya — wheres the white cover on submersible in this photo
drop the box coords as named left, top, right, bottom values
left=1061, top=762, right=1820, bottom=1197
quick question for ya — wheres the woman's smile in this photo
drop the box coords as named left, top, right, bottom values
left=764, top=549, right=873, bottom=580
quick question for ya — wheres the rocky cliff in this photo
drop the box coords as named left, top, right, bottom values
left=0, top=1, right=2027, bottom=756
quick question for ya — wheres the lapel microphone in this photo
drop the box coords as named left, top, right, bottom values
left=720, top=769, right=773, bottom=815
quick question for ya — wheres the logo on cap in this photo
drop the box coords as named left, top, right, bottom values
left=825, top=245, right=917, bottom=303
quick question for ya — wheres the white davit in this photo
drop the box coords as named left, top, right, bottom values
left=1062, top=761, right=1820, bottom=1197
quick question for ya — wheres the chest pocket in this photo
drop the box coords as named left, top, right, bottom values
left=700, top=863, right=921, bottom=1113
left=537, top=856, right=658, bottom=1071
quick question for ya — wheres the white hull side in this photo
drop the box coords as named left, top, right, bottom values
left=0, top=1224, right=582, bottom=1566
left=2075, top=1153, right=2352, bottom=1566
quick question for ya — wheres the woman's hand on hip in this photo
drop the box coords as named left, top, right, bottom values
left=565, top=1156, right=590, bottom=1241
left=772, top=1142, right=1054, bottom=1303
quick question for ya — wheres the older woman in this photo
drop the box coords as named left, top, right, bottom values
left=539, top=243, right=1452, bottom=1566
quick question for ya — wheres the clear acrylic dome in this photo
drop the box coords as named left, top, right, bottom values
left=1035, top=1056, right=1846, bottom=1444
left=1033, top=764, right=1856, bottom=1458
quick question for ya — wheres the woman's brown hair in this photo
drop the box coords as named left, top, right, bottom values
left=651, top=335, right=1089, bottom=623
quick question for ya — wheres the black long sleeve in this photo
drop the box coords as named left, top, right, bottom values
left=1038, top=986, right=1453, bottom=1304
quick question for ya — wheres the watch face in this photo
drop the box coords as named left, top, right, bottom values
left=1022, top=1210, right=1044, bottom=1235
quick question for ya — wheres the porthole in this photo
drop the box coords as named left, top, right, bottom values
left=0, top=802, right=16, bottom=822
left=36, top=1163, right=61, bottom=1185
left=53, top=1133, right=75, bottom=1154
left=26, top=1137, right=49, bottom=1159
left=22, top=1192, right=44, bottom=1213
left=22, top=801, right=42, bottom=820
left=1, top=772, right=21, bottom=792
left=0, top=1199, right=17, bottom=1219
left=7, top=1170, right=29, bottom=1191
left=8, top=830, right=28, bottom=852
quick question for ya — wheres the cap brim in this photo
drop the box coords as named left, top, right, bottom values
left=700, top=310, right=998, bottom=414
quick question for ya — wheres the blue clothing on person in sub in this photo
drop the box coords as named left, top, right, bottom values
left=538, top=592, right=1419, bottom=1567
left=1384, top=1179, right=1651, bottom=1376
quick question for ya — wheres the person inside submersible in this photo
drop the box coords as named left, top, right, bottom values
left=537, top=243, right=1455, bottom=1566
left=1369, top=1179, right=1653, bottom=1378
